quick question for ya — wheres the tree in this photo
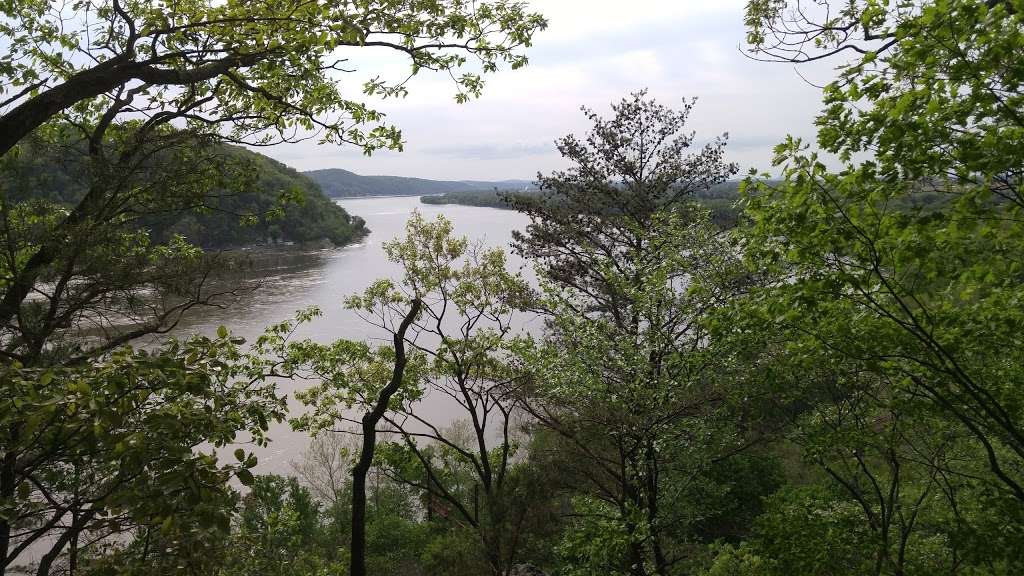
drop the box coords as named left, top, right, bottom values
left=720, top=0, right=1024, bottom=570
left=267, top=213, right=548, bottom=576
left=0, top=124, right=259, bottom=366
left=743, top=0, right=907, bottom=63
left=0, top=2, right=546, bottom=570
left=290, top=432, right=356, bottom=510
left=751, top=346, right=1010, bottom=574
left=739, top=0, right=1024, bottom=502
left=0, top=0, right=547, bottom=157
left=0, top=120, right=279, bottom=576
left=200, top=443, right=433, bottom=576
left=217, top=475, right=331, bottom=576
left=348, top=297, right=419, bottom=576
left=0, top=331, right=286, bottom=575
left=508, top=93, right=759, bottom=576
left=0, top=0, right=546, bottom=405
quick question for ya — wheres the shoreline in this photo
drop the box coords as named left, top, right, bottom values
left=332, top=193, right=421, bottom=200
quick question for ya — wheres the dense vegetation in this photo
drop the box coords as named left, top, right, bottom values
left=0, top=1, right=545, bottom=575
left=5, top=140, right=366, bottom=249
left=3, top=0, right=1024, bottom=575
left=306, top=168, right=534, bottom=198
left=162, top=147, right=367, bottom=248
left=419, top=188, right=524, bottom=207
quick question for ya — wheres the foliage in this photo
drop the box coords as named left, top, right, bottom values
left=0, top=0, right=549, bottom=573
left=730, top=0, right=1024, bottom=572
left=0, top=0, right=548, bottom=157
left=150, top=146, right=367, bottom=248
left=510, top=92, right=760, bottom=576
left=218, top=475, right=339, bottom=576
left=740, top=0, right=1024, bottom=499
left=5, top=0, right=1023, bottom=570
left=0, top=331, right=285, bottom=574
left=262, top=213, right=554, bottom=575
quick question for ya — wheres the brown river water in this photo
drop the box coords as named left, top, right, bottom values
left=169, top=195, right=536, bottom=475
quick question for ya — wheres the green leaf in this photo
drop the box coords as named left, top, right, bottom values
left=236, top=469, right=255, bottom=486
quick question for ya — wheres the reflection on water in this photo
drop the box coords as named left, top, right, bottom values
left=171, top=195, right=533, bottom=473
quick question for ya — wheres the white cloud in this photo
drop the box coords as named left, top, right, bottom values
left=259, top=0, right=832, bottom=180
left=532, top=0, right=748, bottom=43
left=608, top=50, right=665, bottom=84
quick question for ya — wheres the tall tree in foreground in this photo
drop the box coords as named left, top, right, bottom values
left=740, top=0, right=1024, bottom=499
left=266, top=213, right=548, bottom=576
left=702, top=0, right=1024, bottom=572
left=510, top=93, right=767, bottom=576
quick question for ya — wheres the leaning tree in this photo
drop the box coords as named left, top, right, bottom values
left=265, top=213, right=547, bottom=576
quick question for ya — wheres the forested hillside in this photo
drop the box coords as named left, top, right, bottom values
left=305, top=167, right=533, bottom=198
left=3, top=140, right=366, bottom=249
left=157, top=147, right=367, bottom=248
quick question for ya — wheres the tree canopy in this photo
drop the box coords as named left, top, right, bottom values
left=0, top=0, right=547, bottom=157
left=0, top=1, right=547, bottom=574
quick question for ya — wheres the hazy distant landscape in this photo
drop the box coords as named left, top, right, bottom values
left=421, top=181, right=748, bottom=228
left=305, top=167, right=535, bottom=198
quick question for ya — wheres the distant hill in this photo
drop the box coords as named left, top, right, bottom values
left=304, top=168, right=534, bottom=198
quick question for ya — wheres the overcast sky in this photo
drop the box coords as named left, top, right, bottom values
left=261, top=0, right=837, bottom=181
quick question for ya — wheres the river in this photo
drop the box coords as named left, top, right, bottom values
left=172, top=195, right=534, bottom=475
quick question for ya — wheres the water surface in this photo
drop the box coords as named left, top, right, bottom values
left=174, top=195, right=533, bottom=473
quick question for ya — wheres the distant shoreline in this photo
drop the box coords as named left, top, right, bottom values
left=333, top=193, right=422, bottom=200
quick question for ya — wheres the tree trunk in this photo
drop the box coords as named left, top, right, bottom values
left=0, top=424, right=19, bottom=576
left=0, top=51, right=264, bottom=159
left=350, top=298, right=420, bottom=576
left=0, top=55, right=131, bottom=158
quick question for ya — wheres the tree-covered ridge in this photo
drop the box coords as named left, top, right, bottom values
left=3, top=140, right=367, bottom=250
left=419, top=188, right=528, bottom=208
left=421, top=181, right=747, bottom=228
left=305, top=167, right=535, bottom=198
left=157, top=146, right=368, bottom=249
